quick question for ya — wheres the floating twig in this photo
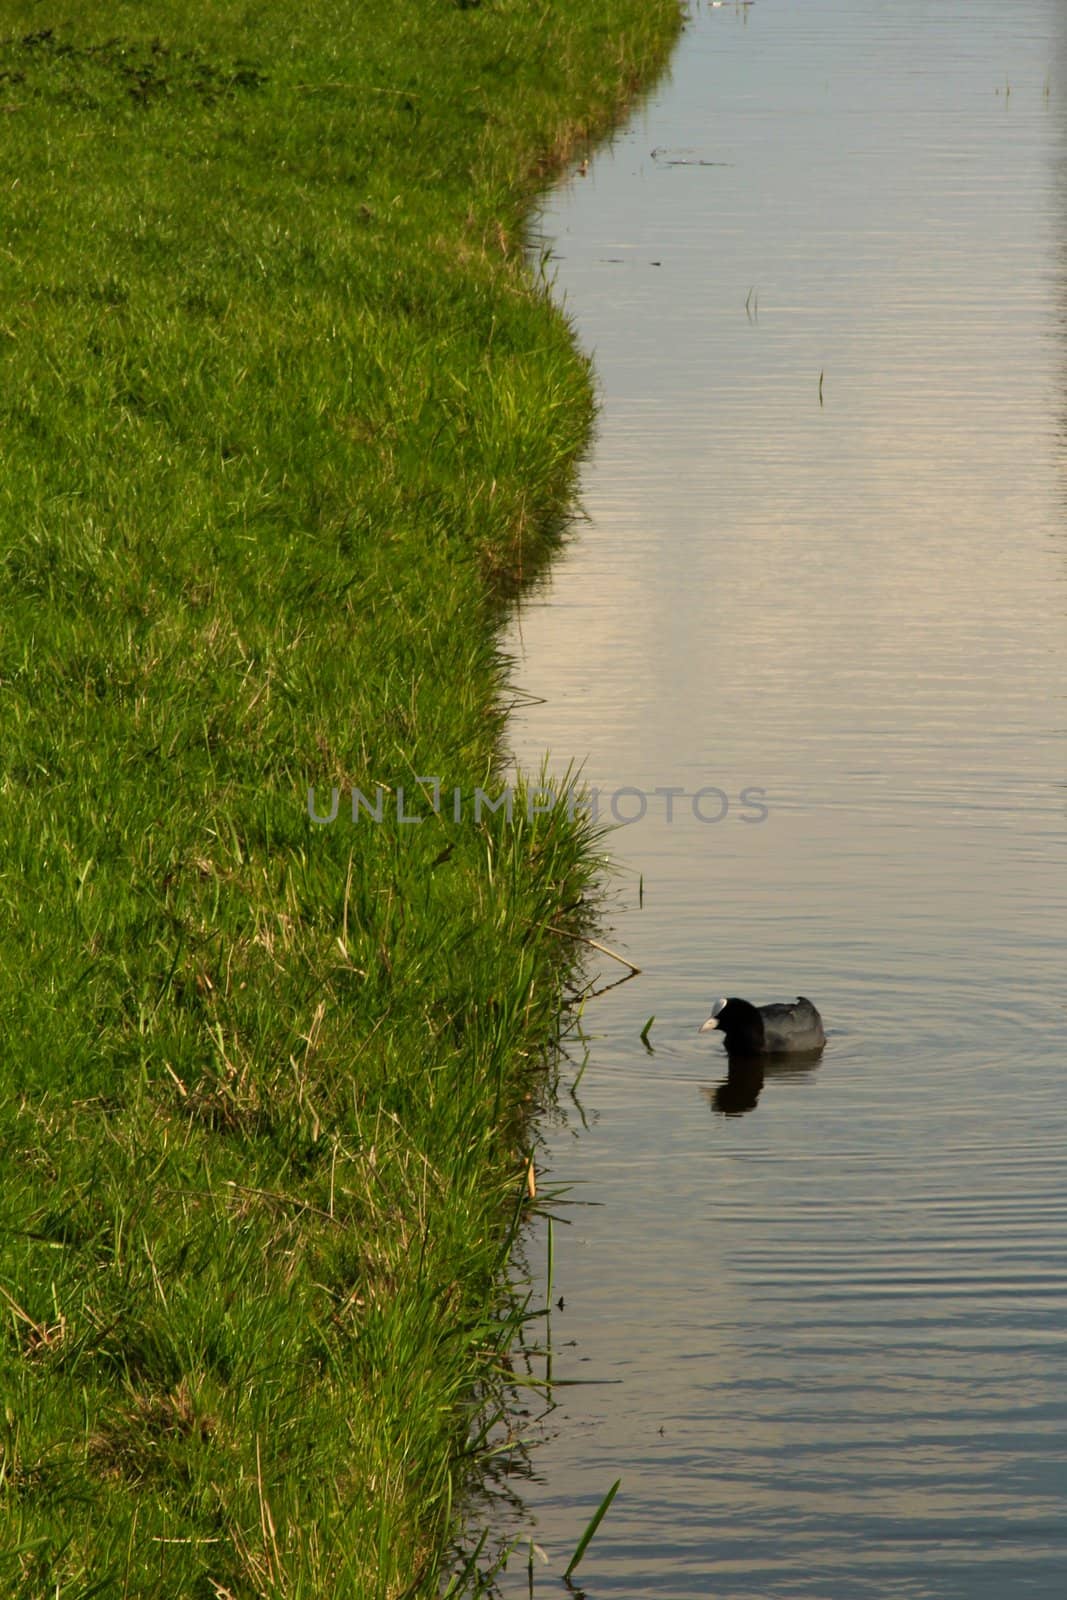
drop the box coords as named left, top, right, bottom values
left=544, top=925, right=641, bottom=975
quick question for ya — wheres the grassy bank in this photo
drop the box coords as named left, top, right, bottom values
left=0, top=1, right=681, bottom=1594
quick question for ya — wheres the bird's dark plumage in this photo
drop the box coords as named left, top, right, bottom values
left=699, top=995, right=825, bottom=1056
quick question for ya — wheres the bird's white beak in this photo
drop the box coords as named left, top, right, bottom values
left=699, top=998, right=729, bottom=1033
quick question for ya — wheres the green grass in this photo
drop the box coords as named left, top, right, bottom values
left=0, top=1, right=681, bottom=1594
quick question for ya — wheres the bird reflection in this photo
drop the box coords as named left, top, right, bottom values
left=703, top=1049, right=824, bottom=1118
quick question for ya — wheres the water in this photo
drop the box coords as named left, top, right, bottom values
left=496, top=1, right=1067, bottom=1594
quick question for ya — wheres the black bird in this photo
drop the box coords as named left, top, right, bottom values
left=700, top=995, right=825, bottom=1056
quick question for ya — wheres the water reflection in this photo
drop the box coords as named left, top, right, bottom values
left=703, top=1051, right=824, bottom=1118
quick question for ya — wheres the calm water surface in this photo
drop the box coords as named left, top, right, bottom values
left=497, top=0, right=1067, bottom=1595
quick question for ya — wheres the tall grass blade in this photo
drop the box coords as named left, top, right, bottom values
left=563, top=1478, right=622, bottom=1579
